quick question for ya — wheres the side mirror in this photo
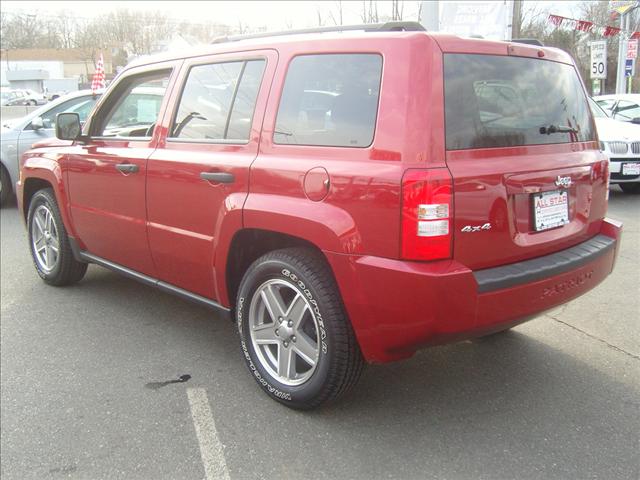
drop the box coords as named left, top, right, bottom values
left=31, top=116, right=44, bottom=130
left=632, top=118, right=640, bottom=125
left=55, top=112, right=81, bottom=141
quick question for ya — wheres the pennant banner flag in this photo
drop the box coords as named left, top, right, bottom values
left=91, top=53, right=106, bottom=93
left=547, top=14, right=638, bottom=39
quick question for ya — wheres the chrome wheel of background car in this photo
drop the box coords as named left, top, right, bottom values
left=31, top=204, right=60, bottom=272
left=249, top=279, right=320, bottom=386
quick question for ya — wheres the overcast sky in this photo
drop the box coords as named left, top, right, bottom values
left=2, top=1, right=579, bottom=31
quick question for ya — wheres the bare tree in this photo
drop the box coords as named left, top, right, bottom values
left=391, top=0, right=404, bottom=21
left=327, top=1, right=344, bottom=26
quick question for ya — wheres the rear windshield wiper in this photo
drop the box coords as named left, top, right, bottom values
left=539, top=124, right=578, bottom=135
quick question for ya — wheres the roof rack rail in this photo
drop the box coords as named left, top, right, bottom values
left=510, top=38, right=544, bottom=46
left=212, top=21, right=426, bottom=44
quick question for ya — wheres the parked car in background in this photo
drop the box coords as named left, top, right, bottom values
left=1, top=90, right=102, bottom=205
left=594, top=94, right=640, bottom=124
left=20, top=89, right=47, bottom=106
left=590, top=98, right=640, bottom=194
left=1, top=89, right=28, bottom=106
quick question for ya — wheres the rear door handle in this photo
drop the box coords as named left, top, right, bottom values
left=116, top=163, right=139, bottom=174
left=200, top=172, right=235, bottom=184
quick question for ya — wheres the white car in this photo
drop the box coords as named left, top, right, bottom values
left=594, top=93, right=640, bottom=124
left=590, top=98, right=640, bottom=194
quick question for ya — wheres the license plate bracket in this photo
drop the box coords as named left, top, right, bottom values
left=532, top=190, right=569, bottom=232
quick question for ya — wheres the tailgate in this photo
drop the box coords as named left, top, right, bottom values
left=446, top=144, right=608, bottom=270
left=443, top=52, right=609, bottom=270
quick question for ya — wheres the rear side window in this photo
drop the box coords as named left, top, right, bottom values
left=170, top=59, right=266, bottom=142
left=274, top=54, right=382, bottom=148
left=444, top=54, right=595, bottom=150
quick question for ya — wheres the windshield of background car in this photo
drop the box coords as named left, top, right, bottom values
left=37, top=95, right=101, bottom=129
left=614, top=100, right=640, bottom=121
left=589, top=98, right=608, bottom=118
left=444, top=54, right=595, bottom=150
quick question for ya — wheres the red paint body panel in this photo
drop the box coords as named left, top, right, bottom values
left=66, top=141, right=158, bottom=275
left=18, top=30, right=623, bottom=364
left=146, top=50, right=278, bottom=299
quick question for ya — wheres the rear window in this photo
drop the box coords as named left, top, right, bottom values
left=444, top=54, right=595, bottom=150
left=274, top=54, right=382, bottom=148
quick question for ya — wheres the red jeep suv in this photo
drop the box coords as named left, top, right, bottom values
left=18, top=22, right=622, bottom=409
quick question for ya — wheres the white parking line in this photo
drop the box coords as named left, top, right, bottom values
left=187, top=388, right=231, bottom=480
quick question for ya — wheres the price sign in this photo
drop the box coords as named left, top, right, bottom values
left=590, top=41, right=608, bottom=79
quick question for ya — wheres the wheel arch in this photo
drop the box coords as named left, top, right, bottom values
left=223, top=228, right=330, bottom=311
left=19, top=155, right=76, bottom=237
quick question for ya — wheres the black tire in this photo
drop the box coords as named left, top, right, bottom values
left=27, top=188, right=87, bottom=286
left=619, top=183, right=640, bottom=194
left=0, top=164, right=11, bottom=207
left=236, top=247, right=364, bottom=409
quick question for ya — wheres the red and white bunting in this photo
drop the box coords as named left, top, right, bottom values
left=547, top=14, right=638, bottom=39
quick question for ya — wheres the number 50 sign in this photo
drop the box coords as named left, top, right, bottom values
left=590, top=41, right=607, bottom=79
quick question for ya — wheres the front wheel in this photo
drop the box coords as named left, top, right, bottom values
left=27, top=188, right=87, bottom=286
left=619, top=183, right=640, bottom=194
left=236, top=248, right=364, bottom=409
left=0, top=165, right=11, bottom=206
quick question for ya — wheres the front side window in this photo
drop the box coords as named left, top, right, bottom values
left=93, top=70, right=171, bottom=138
left=444, top=54, right=595, bottom=150
left=274, top=54, right=383, bottom=148
left=170, top=59, right=266, bottom=142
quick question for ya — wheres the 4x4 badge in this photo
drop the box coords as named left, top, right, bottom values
left=461, top=223, right=492, bottom=233
left=555, top=176, right=572, bottom=188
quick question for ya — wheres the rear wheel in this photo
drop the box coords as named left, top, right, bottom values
left=236, top=248, right=364, bottom=409
left=27, top=188, right=87, bottom=286
left=619, top=183, right=640, bottom=194
left=0, top=164, right=11, bottom=207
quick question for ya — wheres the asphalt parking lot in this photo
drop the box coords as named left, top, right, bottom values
left=1, top=188, right=638, bottom=480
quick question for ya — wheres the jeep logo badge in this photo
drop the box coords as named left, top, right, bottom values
left=555, top=176, right=572, bottom=188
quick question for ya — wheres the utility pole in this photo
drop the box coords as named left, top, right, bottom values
left=511, top=0, right=522, bottom=40
left=614, top=2, right=638, bottom=94
left=616, top=12, right=627, bottom=94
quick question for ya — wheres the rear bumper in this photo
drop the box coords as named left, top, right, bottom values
left=325, top=218, right=623, bottom=363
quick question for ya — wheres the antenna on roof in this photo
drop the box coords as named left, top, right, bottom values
left=212, top=21, right=426, bottom=44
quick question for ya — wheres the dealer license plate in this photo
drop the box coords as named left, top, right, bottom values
left=622, top=163, right=640, bottom=175
left=532, top=190, right=569, bottom=232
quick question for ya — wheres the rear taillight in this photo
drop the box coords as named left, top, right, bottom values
left=401, top=168, right=453, bottom=261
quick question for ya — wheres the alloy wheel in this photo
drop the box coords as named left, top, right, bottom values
left=31, top=204, right=60, bottom=272
left=249, top=279, right=320, bottom=386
